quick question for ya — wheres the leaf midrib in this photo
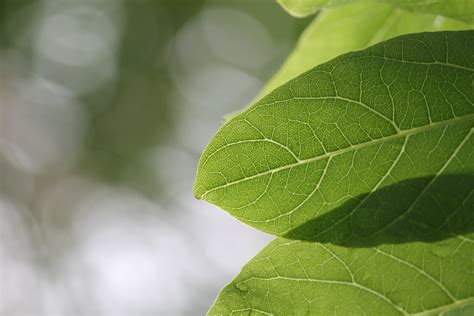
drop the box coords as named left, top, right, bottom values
left=198, top=113, right=474, bottom=199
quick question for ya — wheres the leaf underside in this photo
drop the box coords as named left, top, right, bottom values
left=208, top=237, right=474, bottom=315
left=194, top=31, right=474, bottom=240
left=196, top=30, right=474, bottom=316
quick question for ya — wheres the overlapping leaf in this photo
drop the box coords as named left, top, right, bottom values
left=209, top=236, right=474, bottom=315
left=278, top=0, right=474, bottom=23
left=194, top=31, right=474, bottom=240
left=261, top=1, right=471, bottom=96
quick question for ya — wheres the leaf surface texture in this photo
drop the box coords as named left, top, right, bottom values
left=208, top=236, right=474, bottom=315
left=193, top=31, right=474, bottom=239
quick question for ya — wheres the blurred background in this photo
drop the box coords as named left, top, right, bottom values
left=0, top=0, right=310, bottom=314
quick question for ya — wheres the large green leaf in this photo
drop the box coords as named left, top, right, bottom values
left=193, top=31, right=474, bottom=239
left=278, top=0, right=474, bottom=23
left=261, top=1, right=471, bottom=96
left=208, top=236, right=474, bottom=315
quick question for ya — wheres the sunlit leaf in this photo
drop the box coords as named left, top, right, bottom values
left=209, top=236, right=474, bottom=315
left=193, top=31, right=474, bottom=239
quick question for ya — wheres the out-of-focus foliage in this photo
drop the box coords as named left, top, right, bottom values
left=0, top=0, right=309, bottom=314
left=278, top=0, right=474, bottom=23
left=261, top=0, right=471, bottom=96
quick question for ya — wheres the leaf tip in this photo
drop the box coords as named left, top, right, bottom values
left=192, top=179, right=204, bottom=200
left=277, top=0, right=319, bottom=18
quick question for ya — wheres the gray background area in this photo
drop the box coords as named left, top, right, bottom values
left=0, top=0, right=310, bottom=315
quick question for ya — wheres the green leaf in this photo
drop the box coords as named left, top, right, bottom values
left=278, top=0, right=474, bottom=23
left=278, top=0, right=347, bottom=18
left=208, top=236, right=474, bottom=315
left=261, top=1, right=472, bottom=96
left=193, top=31, right=474, bottom=239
